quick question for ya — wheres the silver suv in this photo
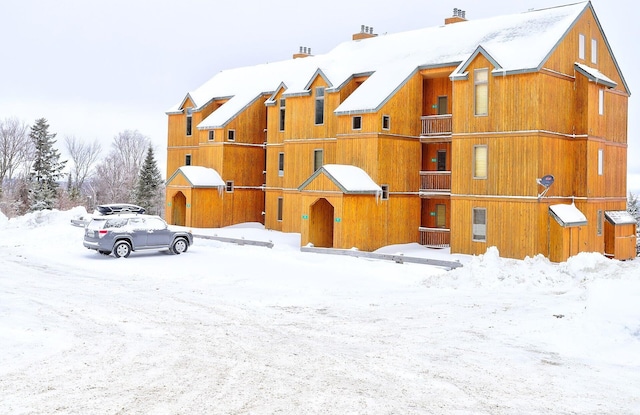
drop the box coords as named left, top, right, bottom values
left=83, top=214, right=193, bottom=258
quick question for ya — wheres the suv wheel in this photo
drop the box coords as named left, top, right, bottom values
left=171, top=237, right=188, bottom=255
left=113, top=241, right=132, bottom=258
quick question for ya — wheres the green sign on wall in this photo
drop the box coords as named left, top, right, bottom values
left=302, top=214, right=308, bottom=220
left=335, top=218, right=341, bottom=222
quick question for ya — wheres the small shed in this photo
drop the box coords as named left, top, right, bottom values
left=548, top=203, right=587, bottom=262
left=298, top=164, right=383, bottom=250
left=604, top=210, right=637, bottom=260
left=165, top=166, right=225, bottom=228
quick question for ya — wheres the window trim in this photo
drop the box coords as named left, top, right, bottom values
left=591, top=38, right=597, bottom=64
left=313, top=149, right=324, bottom=172
left=382, top=114, right=390, bottom=130
left=277, top=197, right=283, bottom=222
left=225, top=180, right=234, bottom=193
left=381, top=184, right=389, bottom=200
left=474, top=68, right=489, bottom=116
left=227, top=129, right=236, bottom=142
left=186, top=107, right=193, bottom=136
left=352, top=115, right=362, bottom=130
left=279, top=98, right=286, bottom=131
left=208, top=130, right=215, bottom=141
left=473, top=145, right=488, bottom=179
left=314, top=87, right=325, bottom=125
left=185, top=154, right=192, bottom=166
left=278, top=152, right=284, bottom=177
left=472, top=207, right=487, bottom=242
left=598, top=148, right=604, bottom=176
left=598, top=89, right=604, bottom=115
left=579, top=33, right=585, bottom=60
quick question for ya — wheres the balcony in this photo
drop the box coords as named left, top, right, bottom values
left=420, top=171, right=451, bottom=195
left=419, top=227, right=450, bottom=248
left=421, top=114, right=452, bottom=138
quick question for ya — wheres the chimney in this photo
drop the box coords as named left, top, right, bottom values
left=445, top=8, right=467, bottom=25
left=352, top=25, right=377, bottom=41
left=293, top=46, right=313, bottom=59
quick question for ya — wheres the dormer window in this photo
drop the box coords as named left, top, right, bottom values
left=186, top=108, right=193, bottom=136
left=315, top=87, right=325, bottom=125
left=474, top=68, right=488, bottom=116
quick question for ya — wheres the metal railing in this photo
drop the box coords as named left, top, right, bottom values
left=419, top=227, right=450, bottom=247
left=421, top=114, right=452, bottom=136
left=420, top=171, right=451, bottom=192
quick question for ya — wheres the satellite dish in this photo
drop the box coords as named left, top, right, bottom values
left=539, top=174, right=555, bottom=188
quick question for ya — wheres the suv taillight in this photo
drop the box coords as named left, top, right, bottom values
left=98, top=230, right=108, bottom=238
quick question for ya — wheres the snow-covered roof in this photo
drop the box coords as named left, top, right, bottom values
left=167, top=2, right=628, bottom=127
left=605, top=210, right=637, bottom=225
left=575, top=63, right=617, bottom=88
left=166, top=166, right=225, bottom=188
left=299, top=164, right=382, bottom=195
left=549, top=204, right=588, bottom=227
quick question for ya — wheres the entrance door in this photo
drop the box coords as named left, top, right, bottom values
left=437, top=96, right=448, bottom=115
left=172, top=192, right=187, bottom=226
left=309, top=198, right=334, bottom=248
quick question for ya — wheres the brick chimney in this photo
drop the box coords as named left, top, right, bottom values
left=445, top=8, right=467, bottom=24
left=293, top=46, right=312, bottom=59
left=352, top=25, right=377, bottom=40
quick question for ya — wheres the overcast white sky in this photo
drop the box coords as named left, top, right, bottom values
left=0, top=0, right=637, bottom=191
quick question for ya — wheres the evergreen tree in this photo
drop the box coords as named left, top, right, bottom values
left=28, top=118, right=67, bottom=211
left=134, top=146, right=164, bottom=215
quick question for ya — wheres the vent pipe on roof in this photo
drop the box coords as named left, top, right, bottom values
left=352, top=24, right=377, bottom=40
left=293, top=46, right=312, bottom=59
left=446, top=8, right=467, bottom=24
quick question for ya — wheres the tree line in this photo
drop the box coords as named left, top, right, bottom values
left=0, top=117, right=164, bottom=218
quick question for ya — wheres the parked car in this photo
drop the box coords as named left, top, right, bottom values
left=83, top=214, right=193, bottom=258
left=94, top=203, right=146, bottom=215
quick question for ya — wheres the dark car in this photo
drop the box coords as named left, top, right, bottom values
left=83, top=214, right=193, bottom=258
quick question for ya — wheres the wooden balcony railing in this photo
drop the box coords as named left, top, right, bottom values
left=420, top=171, right=451, bottom=192
left=421, top=114, right=452, bottom=136
left=419, top=227, right=450, bottom=248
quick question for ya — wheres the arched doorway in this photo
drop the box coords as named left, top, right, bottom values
left=309, top=198, right=334, bottom=248
left=172, top=192, right=187, bottom=226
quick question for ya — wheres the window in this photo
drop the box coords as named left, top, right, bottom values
left=208, top=130, right=215, bottom=141
left=579, top=33, right=585, bottom=60
left=186, top=108, right=193, bottom=136
left=227, top=129, right=235, bottom=141
left=382, top=115, right=390, bottom=130
left=598, top=89, right=604, bottom=115
left=474, top=68, right=488, bottom=116
left=279, top=99, right=286, bottom=131
left=278, top=152, right=284, bottom=177
left=315, top=87, right=325, bottom=125
left=597, top=210, right=603, bottom=236
left=437, top=150, right=447, bottom=171
left=226, top=180, right=234, bottom=192
left=436, top=204, right=446, bottom=228
left=313, top=149, right=324, bottom=171
left=598, top=148, right=604, bottom=176
left=591, top=38, right=597, bottom=64
left=277, top=197, right=283, bottom=221
left=185, top=154, right=192, bottom=166
left=472, top=208, right=487, bottom=242
left=381, top=184, right=389, bottom=200
left=473, top=145, right=487, bottom=179
left=352, top=116, right=362, bottom=130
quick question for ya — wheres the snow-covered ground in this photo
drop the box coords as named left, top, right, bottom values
left=1, top=207, right=639, bottom=414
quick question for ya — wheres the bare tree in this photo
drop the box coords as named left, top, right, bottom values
left=0, top=117, right=32, bottom=190
left=64, top=135, right=102, bottom=198
left=89, top=130, right=150, bottom=206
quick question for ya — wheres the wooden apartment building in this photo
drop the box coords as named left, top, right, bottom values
left=165, top=1, right=634, bottom=261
